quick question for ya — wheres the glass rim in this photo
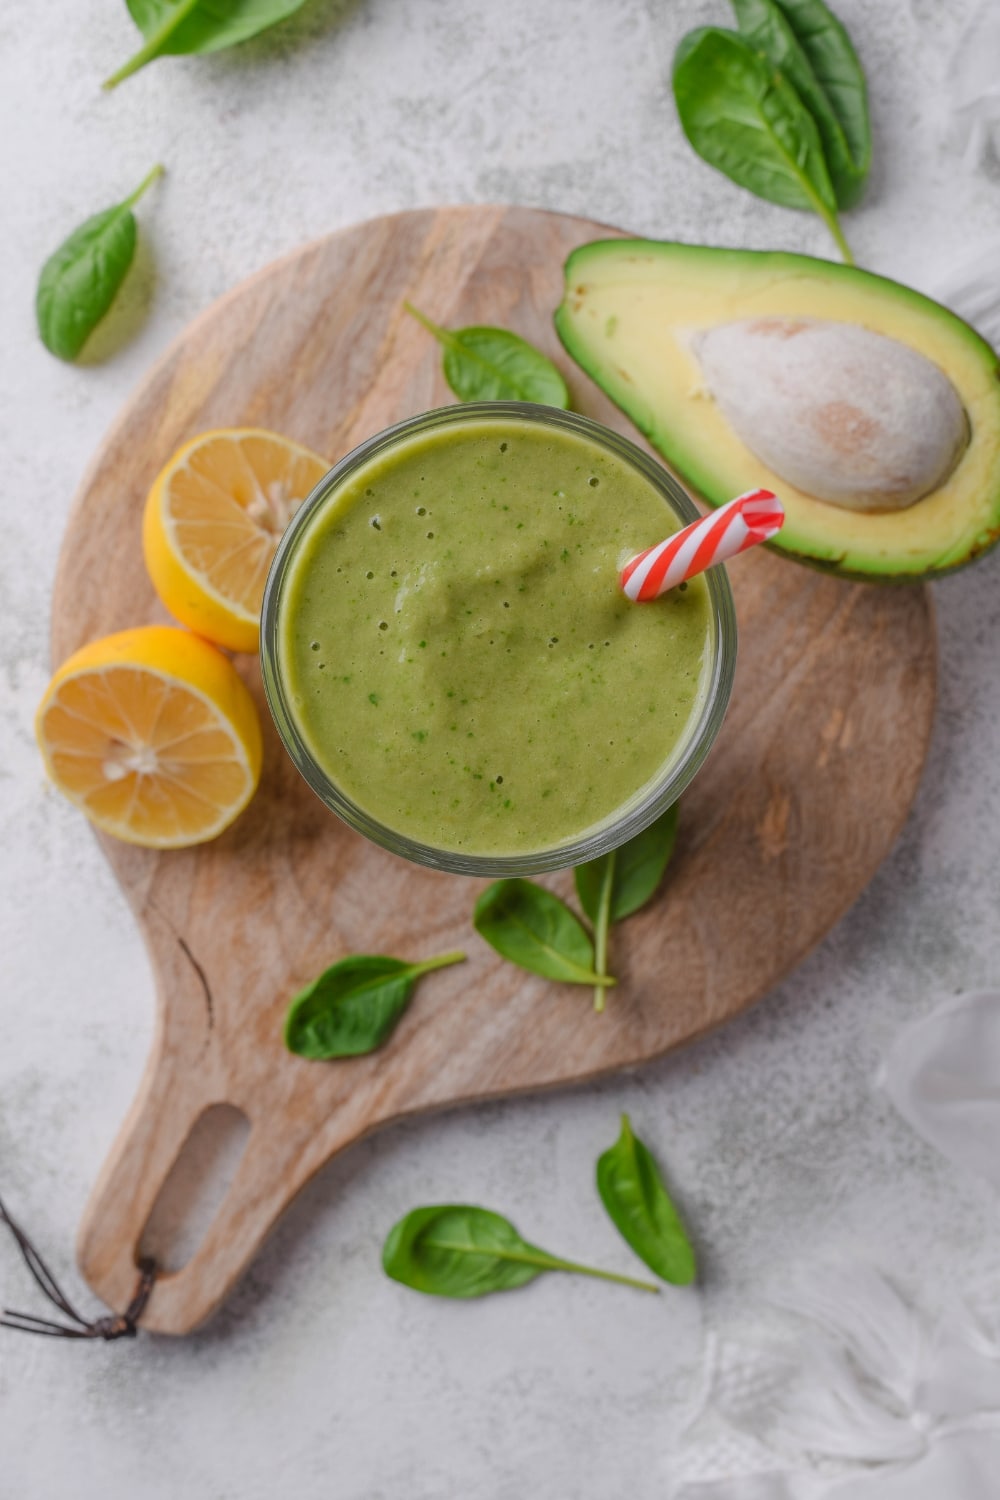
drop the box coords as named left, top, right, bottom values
left=260, top=402, right=738, bottom=876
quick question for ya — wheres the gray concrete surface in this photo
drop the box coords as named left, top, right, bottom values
left=1, top=1, right=999, bottom=1495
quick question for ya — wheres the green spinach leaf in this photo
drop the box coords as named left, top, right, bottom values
left=731, top=0, right=868, bottom=208
left=672, top=27, right=852, bottom=263
left=284, top=950, right=465, bottom=1059
left=405, top=302, right=570, bottom=407
left=575, top=804, right=679, bottom=1012
left=576, top=805, right=679, bottom=926
left=36, top=165, right=164, bottom=362
left=382, top=1204, right=658, bottom=1297
left=473, top=879, right=613, bottom=989
left=772, top=0, right=871, bottom=200
left=105, top=0, right=310, bottom=89
left=596, top=1115, right=697, bottom=1285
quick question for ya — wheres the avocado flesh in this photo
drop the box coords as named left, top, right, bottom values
left=554, top=241, right=1000, bottom=579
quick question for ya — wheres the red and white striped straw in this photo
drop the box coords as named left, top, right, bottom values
left=621, top=489, right=784, bottom=602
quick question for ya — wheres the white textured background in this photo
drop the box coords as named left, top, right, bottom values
left=2, top=1, right=999, bottom=1495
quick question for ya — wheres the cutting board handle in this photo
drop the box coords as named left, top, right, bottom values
left=76, top=1045, right=319, bottom=1336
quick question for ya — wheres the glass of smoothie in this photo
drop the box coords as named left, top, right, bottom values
left=260, top=403, right=736, bottom=875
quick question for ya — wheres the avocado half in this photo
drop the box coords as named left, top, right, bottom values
left=554, top=240, right=1000, bottom=580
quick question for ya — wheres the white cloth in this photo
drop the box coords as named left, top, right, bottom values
left=670, top=1266, right=1000, bottom=1499
left=671, top=991, right=1000, bottom=1499
left=918, top=4, right=1000, bottom=348
left=940, top=0, right=1000, bottom=168
left=880, top=991, right=1000, bottom=1191
left=673, top=1432, right=1000, bottom=1500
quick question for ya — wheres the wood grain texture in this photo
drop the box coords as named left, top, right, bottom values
left=50, top=207, right=937, bottom=1334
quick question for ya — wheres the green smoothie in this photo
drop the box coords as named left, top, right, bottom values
left=273, top=413, right=714, bottom=858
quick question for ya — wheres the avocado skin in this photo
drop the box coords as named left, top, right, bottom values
left=554, top=239, right=1000, bottom=583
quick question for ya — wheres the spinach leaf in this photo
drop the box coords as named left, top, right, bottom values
left=596, top=1115, right=697, bottom=1285
left=576, top=804, right=679, bottom=927
left=731, top=0, right=868, bottom=209
left=473, top=878, right=614, bottom=989
left=35, top=165, right=164, bottom=362
left=405, top=302, right=570, bottom=407
left=105, top=0, right=310, bottom=89
left=773, top=0, right=871, bottom=200
left=382, top=1204, right=658, bottom=1297
left=284, top=950, right=465, bottom=1059
left=672, top=27, right=852, bottom=263
left=575, top=805, right=679, bottom=1012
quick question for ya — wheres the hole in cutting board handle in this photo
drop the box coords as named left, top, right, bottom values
left=138, top=1104, right=251, bottom=1274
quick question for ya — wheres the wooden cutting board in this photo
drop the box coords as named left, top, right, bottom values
left=51, top=206, right=937, bottom=1334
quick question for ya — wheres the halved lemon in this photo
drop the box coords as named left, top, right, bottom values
left=36, top=626, right=263, bottom=848
left=143, top=428, right=329, bottom=653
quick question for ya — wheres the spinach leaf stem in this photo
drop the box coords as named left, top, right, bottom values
left=104, top=0, right=204, bottom=89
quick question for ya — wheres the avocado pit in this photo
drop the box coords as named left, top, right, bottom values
left=694, top=318, right=970, bottom=513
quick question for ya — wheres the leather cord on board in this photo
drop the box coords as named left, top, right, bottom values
left=0, top=1193, right=156, bottom=1340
